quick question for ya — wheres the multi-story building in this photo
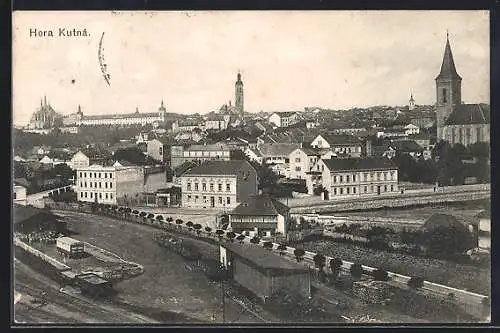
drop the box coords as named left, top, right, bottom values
left=65, top=102, right=168, bottom=127
left=180, top=160, right=258, bottom=209
left=310, top=134, right=362, bottom=158
left=229, top=196, right=290, bottom=236
left=288, top=148, right=327, bottom=180
left=308, top=158, right=399, bottom=199
left=245, top=143, right=300, bottom=177
left=76, top=164, right=145, bottom=205
left=170, top=144, right=234, bottom=169
left=268, top=112, right=299, bottom=128
left=435, top=34, right=490, bottom=145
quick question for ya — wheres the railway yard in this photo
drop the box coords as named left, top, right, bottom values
left=13, top=209, right=444, bottom=324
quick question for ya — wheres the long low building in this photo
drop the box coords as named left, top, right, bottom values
left=219, top=242, right=311, bottom=302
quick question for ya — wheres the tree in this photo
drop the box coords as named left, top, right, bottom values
left=407, top=276, right=424, bottom=289
left=132, top=210, right=139, bottom=215
left=350, top=263, right=363, bottom=279
left=186, top=221, right=194, bottom=228
left=53, top=163, right=74, bottom=181
left=294, top=248, right=305, bottom=262
left=250, top=236, right=260, bottom=244
left=215, top=229, right=225, bottom=239
left=166, top=217, right=173, bottom=223
left=205, top=226, right=212, bottom=233
left=277, top=244, right=287, bottom=255
left=263, top=241, right=274, bottom=251
left=175, top=219, right=184, bottom=228
left=236, top=234, right=246, bottom=243
left=193, top=224, right=202, bottom=235
left=313, top=253, right=326, bottom=272
left=425, top=225, right=474, bottom=257
left=468, top=142, right=490, bottom=160
left=329, top=258, right=343, bottom=279
left=372, top=269, right=389, bottom=281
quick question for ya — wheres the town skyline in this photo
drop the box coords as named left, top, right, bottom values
left=13, top=11, right=489, bottom=126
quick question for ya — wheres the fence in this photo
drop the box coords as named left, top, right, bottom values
left=14, top=237, right=71, bottom=271
left=50, top=201, right=489, bottom=319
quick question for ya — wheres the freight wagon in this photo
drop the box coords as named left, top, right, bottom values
left=74, top=273, right=114, bottom=297
left=56, top=237, right=85, bottom=259
left=153, top=233, right=202, bottom=261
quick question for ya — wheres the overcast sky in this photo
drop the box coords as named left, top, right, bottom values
left=13, top=11, right=489, bottom=126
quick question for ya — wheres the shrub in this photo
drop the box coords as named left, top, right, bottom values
left=407, top=276, right=424, bottom=289
left=313, top=253, right=326, bottom=271
left=372, top=268, right=389, bottom=281
left=350, top=263, right=363, bottom=279
left=186, top=221, right=194, bottom=228
left=277, top=244, right=287, bottom=255
left=263, top=241, right=273, bottom=250
left=294, top=248, right=305, bottom=262
left=226, top=232, right=236, bottom=242
left=175, top=219, right=183, bottom=225
left=166, top=217, right=173, bottom=222
left=236, top=234, right=246, bottom=243
left=329, top=258, right=343, bottom=277
left=250, top=236, right=260, bottom=244
left=156, top=215, right=163, bottom=220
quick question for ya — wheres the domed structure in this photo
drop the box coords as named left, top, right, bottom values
left=28, top=96, right=63, bottom=129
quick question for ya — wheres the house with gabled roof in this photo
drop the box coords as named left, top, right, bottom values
left=229, top=195, right=290, bottom=236
left=310, top=134, right=362, bottom=158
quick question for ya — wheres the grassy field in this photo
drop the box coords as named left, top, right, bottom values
left=301, top=240, right=490, bottom=296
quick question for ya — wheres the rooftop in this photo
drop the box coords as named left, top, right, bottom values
left=445, top=104, right=490, bottom=126
left=322, top=157, right=397, bottom=172
left=221, top=242, right=309, bottom=272
left=231, top=195, right=290, bottom=216
left=257, top=143, right=301, bottom=157
left=183, top=160, right=254, bottom=176
left=319, top=134, right=362, bottom=145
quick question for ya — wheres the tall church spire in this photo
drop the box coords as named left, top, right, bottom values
left=436, top=32, right=461, bottom=80
left=235, top=71, right=244, bottom=119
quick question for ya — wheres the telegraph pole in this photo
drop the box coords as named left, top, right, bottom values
left=221, top=278, right=226, bottom=323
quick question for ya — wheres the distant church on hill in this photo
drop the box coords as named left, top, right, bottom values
left=435, top=33, right=490, bottom=147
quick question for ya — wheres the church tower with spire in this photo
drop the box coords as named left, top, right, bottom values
left=435, top=31, right=462, bottom=139
left=409, top=92, right=416, bottom=111
left=235, top=71, right=244, bottom=119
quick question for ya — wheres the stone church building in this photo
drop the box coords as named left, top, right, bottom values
left=435, top=33, right=490, bottom=147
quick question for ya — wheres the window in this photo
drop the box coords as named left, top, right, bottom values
left=377, top=173, right=381, bottom=181
left=99, top=193, right=102, bottom=199
left=458, top=128, right=463, bottom=144
left=364, top=186, right=367, bottom=193
left=451, top=128, right=456, bottom=145
left=340, top=188, right=344, bottom=195
left=391, top=185, right=394, bottom=192
left=99, top=182, right=102, bottom=188
left=340, top=175, right=343, bottom=182
left=195, top=183, right=199, bottom=191
left=202, top=183, right=207, bottom=191
left=347, top=187, right=350, bottom=194
left=94, top=173, right=97, bottom=178
left=104, top=173, right=107, bottom=179
left=203, top=196, right=207, bottom=203
left=226, top=184, right=231, bottom=192
left=210, top=183, right=214, bottom=192
left=81, top=192, right=83, bottom=198
left=110, top=182, right=113, bottom=189
left=353, top=174, right=356, bottom=182
left=295, top=166, right=301, bottom=172
left=105, top=182, right=108, bottom=188
left=219, top=197, right=223, bottom=204
left=333, top=176, right=337, bottom=183
left=109, top=173, right=113, bottom=178
left=442, top=88, right=447, bottom=104
left=105, top=193, right=108, bottom=199
left=295, top=158, right=301, bottom=163
left=110, top=193, right=113, bottom=199
left=353, top=187, right=356, bottom=194
left=94, top=182, right=97, bottom=188
left=218, top=183, right=222, bottom=192
left=85, top=192, right=87, bottom=198
left=80, top=182, right=83, bottom=187
left=79, top=172, right=82, bottom=178
left=384, top=185, right=387, bottom=192
left=99, top=173, right=101, bottom=178
left=90, top=192, right=93, bottom=198
left=333, top=188, right=337, bottom=195
left=227, top=197, right=231, bottom=204
left=187, top=183, right=192, bottom=191
left=90, top=182, right=93, bottom=188
left=477, top=128, right=481, bottom=143
left=346, top=175, right=350, bottom=182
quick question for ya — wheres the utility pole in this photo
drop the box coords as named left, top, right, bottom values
left=221, top=278, right=226, bottom=323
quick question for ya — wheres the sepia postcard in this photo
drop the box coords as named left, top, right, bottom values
left=12, top=10, right=491, bottom=325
